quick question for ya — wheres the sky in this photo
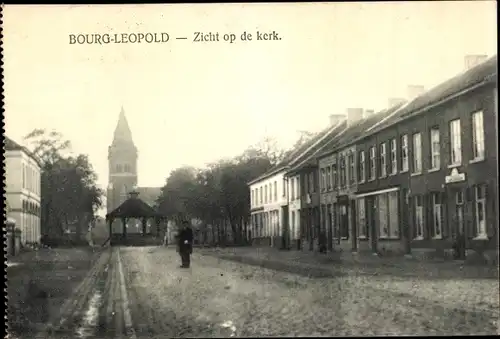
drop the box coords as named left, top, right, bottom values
left=3, top=2, right=498, bottom=191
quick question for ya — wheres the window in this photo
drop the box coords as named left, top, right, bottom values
left=390, top=139, right=397, bottom=174
left=282, top=178, right=286, bottom=197
left=251, top=190, right=254, bottom=207
left=431, top=192, right=443, bottom=239
left=412, top=133, right=422, bottom=173
left=326, top=166, right=332, bottom=190
left=116, top=164, right=123, bottom=173
left=290, top=179, right=295, bottom=200
left=356, top=198, right=367, bottom=238
left=472, top=111, right=485, bottom=160
left=332, top=163, right=338, bottom=189
left=379, top=143, right=387, bottom=177
left=430, top=128, right=440, bottom=170
left=401, top=134, right=409, bottom=172
left=413, top=195, right=424, bottom=239
left=369, top=147, right=376, bottom=180
left=265, top=185, right=269, bottom=203
left=296, top=177, right=300, bottom=198
left=474, top=185, right=487, bottom=238
left=449, top=119, right=462, bottom=165
left=273, top=181, right=278, bottom=201
left=348, top=153, right=355, bottom=184
left=259, top=187, right=263, bottom=205
left=358, top=151, right=366, bottom=182
left=308, top=172, right=314, bottom=193
left=321, top=168, right=326, bottom=191
left=340, top=155, right=347, bottom=187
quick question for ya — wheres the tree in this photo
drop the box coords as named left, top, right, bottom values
left=24, top=129, right=104, bottom=242
left=155, top=132, right=313, bottom=246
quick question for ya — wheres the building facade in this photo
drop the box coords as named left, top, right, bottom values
left=316, top=106, right=405, bottom=254
left=249, top=169, right=288, bottom=247
left=355, top=55, right=498, bottom=261
left=4, top=136, right=42, bottom=245
left=284, top=115, right=346, bottom=251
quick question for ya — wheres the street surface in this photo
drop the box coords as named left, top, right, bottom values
left=9, top=246, right=499, bottom=338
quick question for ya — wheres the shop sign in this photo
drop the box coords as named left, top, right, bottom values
left=445, top=168, right=466, bottom=184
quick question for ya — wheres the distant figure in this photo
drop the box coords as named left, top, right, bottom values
left=177, top=221, right=193, bottom=268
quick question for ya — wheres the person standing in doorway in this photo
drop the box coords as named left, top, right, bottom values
left=178, top=220, right=193, bottom=268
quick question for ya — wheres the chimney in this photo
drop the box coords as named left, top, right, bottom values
left=464, top=54, right=488, bottom=71
left=346, top=108, right=364, bottom=126
left=364, top=109, right=375, bottom=117
left=329, top=114, right=345, bottom=126
left=388, top=97, right=406, bottom=108
left=407, top=85, right=425, bottom=101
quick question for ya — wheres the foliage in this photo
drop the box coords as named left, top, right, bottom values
left=24, top=129, right=104, bottom=240
left=156, top=134, right=311, bottom=245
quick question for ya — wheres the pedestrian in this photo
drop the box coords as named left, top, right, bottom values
left=178, top=220, right=193, bottom=268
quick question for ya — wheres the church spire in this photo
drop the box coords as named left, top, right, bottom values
left=112, top=106, right=134, bottom=146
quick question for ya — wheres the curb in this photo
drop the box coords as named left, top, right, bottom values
left=36, top=248, right=111, bottom=338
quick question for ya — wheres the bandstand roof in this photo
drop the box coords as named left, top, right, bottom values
left=106, top=191, right=163, bottom=220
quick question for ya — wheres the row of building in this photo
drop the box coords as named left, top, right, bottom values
left=4, top=136, right=42, bottom=247
left=248, top=54, right=498, bottom=263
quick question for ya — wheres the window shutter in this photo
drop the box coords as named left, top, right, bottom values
left=486, top=184, right=495, bottom=238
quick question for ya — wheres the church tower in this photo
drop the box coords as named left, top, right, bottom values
left=107, top=107, right=138, bottom=214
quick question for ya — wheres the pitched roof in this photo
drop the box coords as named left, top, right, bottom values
left=316, top=102, right=407, bottom=158
left=4, top=135, right=43, bottom=167
left=364, top=55, right=497, bottom=138
left=4, top=136, right=23, bottom=151
left=248, top=120, right=346, bottom=184
left=106, top=195, right=161, bottom=219
left=136, top=187, right=162, bottom=207
left=287, top=120, right=348, bottom=174
left=112, top=107, right=135, bottom=147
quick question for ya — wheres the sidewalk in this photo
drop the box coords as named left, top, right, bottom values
left=201, top=246, right=500, bottom=280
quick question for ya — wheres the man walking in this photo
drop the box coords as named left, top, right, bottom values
left=177, top=220, right=193, bottom=268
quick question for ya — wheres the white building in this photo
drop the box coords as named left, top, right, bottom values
left=248, top=169, right=288, bottom=247
left=4, top=136, right=42, bottom=245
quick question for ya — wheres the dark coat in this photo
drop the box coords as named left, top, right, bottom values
left=178, top=227, right=193, bottom=253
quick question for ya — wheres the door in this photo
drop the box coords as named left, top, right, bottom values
left=351, top=200, right=358, bottom=252
left=367, top=196, right=378, bottom=253
left=327, top=204, right=333, bottom=251
left=281, top=206, right=289, bottom=249
left=340, top=205, right=348, bottom=239
left=453, top=189, right=466, bottom=260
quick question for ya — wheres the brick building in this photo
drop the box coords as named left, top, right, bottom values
left=354, top=55, right=498, bottom=262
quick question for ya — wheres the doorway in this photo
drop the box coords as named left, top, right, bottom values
left=367, top=196, right=378, bottom=253
left=452, top=189, right=466, bottom=260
